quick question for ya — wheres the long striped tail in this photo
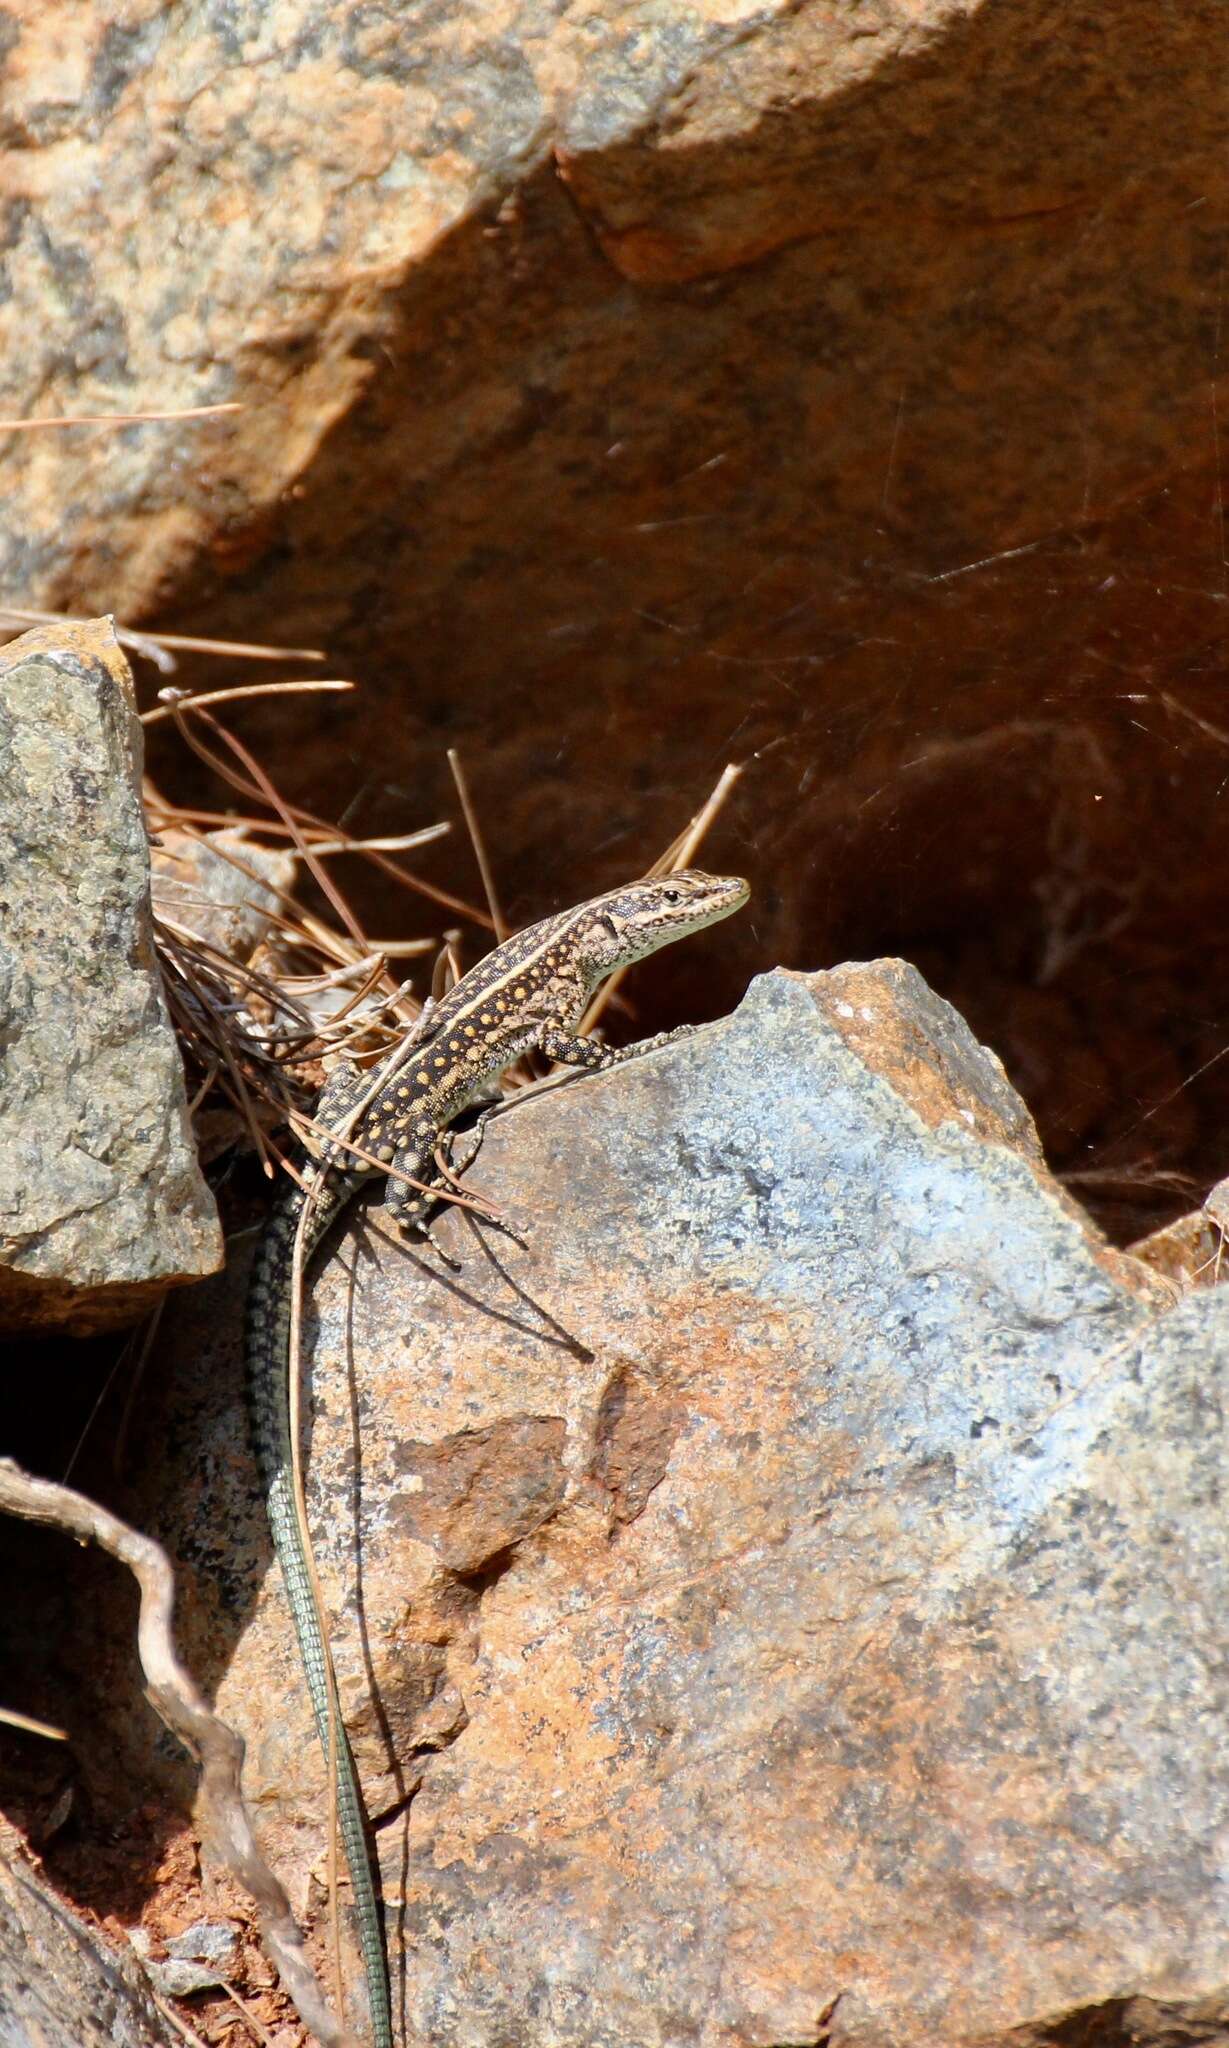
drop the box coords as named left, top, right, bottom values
left=244, top=1166, right=393, bottom=2048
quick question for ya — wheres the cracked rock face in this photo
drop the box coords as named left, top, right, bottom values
left=162, top=960, right=1227, bottom=2047
left=0, top=1820, right=180, bottom=2048
left=0, top=619, right=222, bottom=1333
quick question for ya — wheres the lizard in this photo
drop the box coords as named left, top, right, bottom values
left=244, top=869, right=750, bottom=2048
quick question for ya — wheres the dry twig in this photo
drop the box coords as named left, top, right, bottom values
left=0, top=1458, right=356, bottom=2048
left=580, top=761, right=743, bottom=1037
left=0, top=403, right=242, bottom=431
left=141, top=680, right=355, bottom=726
left=0, top=1705, right=67, bottom=1741
left=0, top=607, right=325, bottom=673
left=448, top=747, right=507, bottom=942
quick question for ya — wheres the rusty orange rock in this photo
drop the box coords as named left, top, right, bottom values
left=182, top=964, right=1226, bottom=2045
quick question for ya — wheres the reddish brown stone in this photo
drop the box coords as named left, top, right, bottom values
left=142, top=964, right=1223, bottom=2047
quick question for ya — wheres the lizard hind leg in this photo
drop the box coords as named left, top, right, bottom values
left=378, top=1112, right=468, bottom=1265
left=359, top=1092, right=436, bottom=1230
left=381, top=1147, right=436, bottom=1234
left=444, top=1103, right=496, bottom=1181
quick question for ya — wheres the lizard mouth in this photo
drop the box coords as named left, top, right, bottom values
left=691, top=874, right=751, bottom=923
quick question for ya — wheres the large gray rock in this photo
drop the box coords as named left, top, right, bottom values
left=0, top=1820, right=179, bottom=2048
left=0, top=619, right=222, bottom=1332
left=160, top=961, right=1225, bottom=2047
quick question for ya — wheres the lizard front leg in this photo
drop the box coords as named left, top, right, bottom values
left=538, top=1022, right=699, bottom=1070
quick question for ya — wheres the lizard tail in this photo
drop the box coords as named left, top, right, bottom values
left=245, top=1168, right=394, bottom=2048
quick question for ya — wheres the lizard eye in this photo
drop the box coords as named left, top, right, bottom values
left=662, top=887, right=682, bottom=904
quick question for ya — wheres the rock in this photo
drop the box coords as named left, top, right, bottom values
left=149, top=828, right=296, bottom=968
left=163, top=1917, right=239, bottom=1969
left=1129, top=1173, right=1229, bottom=1295
left=0, top=619, right=222, bottom=1333
left=2, top=6, right=1228, bottom=1237
left=0, top=1820, right=180, bottom=2048
left=140, top=1953, right=226, bottom=2000
left=124, top=1916, right=240, bottom=1997
left=149, top=1957, right=219, bottom=1999
left=126, top=1923, right=228, bottom=2000
left=156, top=961, right=1225, bottom=2047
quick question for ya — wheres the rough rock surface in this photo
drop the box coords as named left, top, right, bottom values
left=0, top=619, right=222, bottom=1333
left=0, top=1820, right=179, bottom=2048
left=149, top=826, right=296, bottom=968
left=1, top=4, right=1228, bottom=1235
left=155, top=962, right=1225, bottom=2048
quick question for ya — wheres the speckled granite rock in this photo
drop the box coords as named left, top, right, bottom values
left=0, top=1820, right=179, bottom=2048
left=156, top=961, right=1224, bottom=2047
left=0, top=619, right=222, bottom=1333
left=149, top=826, right=295, bottom=967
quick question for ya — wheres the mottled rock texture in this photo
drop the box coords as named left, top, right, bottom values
left=0, top=1820, right=179, bottom=2048
left=151, top=963, right=1224, bottom=2048
left=1, top=3, right=1228, bottom=1236
left=149, top=827, right=295, bottom=968
left=0, top=619, right=221, bottom=1332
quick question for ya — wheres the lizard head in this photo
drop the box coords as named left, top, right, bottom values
left=577, top=869, right=750, bottom=979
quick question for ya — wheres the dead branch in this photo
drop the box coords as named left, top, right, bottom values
left=0, top=1458, right=357, bottom=2048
